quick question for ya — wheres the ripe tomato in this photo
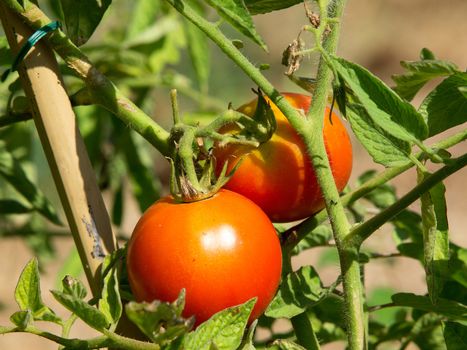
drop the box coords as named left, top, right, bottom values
left=126, top=189, right=282, bottom=326
left=214, top=92, right=352, bottom=223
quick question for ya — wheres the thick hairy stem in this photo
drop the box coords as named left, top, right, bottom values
left=297, top=0, right=367, bottom=348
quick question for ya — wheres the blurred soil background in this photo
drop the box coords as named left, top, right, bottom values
left=1, top=0, right=466, bottom=349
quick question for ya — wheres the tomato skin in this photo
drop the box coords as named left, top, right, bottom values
left=126, top=189, right=282, bottom=325
left=214, top=92, right=353, bottom=223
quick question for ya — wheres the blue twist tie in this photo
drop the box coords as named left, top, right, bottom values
left=1, top=21, right=61, bottom=82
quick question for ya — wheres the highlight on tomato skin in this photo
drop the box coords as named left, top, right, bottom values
left=213, top=92, right=353, bottom=223
left=126, top=189, right=282, bottom=326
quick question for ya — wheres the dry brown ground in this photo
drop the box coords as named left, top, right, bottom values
left=1, top=0, right=466, bottom=349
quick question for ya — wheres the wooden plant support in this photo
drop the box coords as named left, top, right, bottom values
left=0, top=6, right=117, bottom=297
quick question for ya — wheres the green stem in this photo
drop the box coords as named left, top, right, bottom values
left=346, top=152, right=467, bottom=247
left=297, top=1, right=366, bottom=348
left=2, top=0, right=171, bottom=156
left=170, top=89, right=181, bottom=125
left=0, top=325, right=160, bottom=350
left=291, top=313, right=321, bottom=350
left=282, top=128, right=467, bottom=252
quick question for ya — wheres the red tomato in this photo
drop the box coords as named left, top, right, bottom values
left=126, top=189, right=282, bottom=326
left=214, top=92, right=353, bottom=223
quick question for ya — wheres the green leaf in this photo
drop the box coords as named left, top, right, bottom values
left=10, top=310, right=32, bottom=330
left=0, top=142, right=61, bottom=225
left=346, top=104, right=412, bottom=167
left=126, top=291, right=192, bottom=346
left=333, top=57, right=428, bottom=143
left=99, top=252, right=122, bottom=328
left=0, top=36, right=12, bottom=66
left=61, top=275, right=87, bottom=300
left=443, top=322, right=467, bottom=350
left=239, top=320, right=257, bottom=350
left=184, top=298, right=255, bottom=350
left=148, top=18, right=186, bottom=75
left=205, top=0, right=267, bottom=50
left=272, top=340, right=307, bottom=350
left=391, top=210, right=423, bottom=244
left=368, top=287, right=405, bottom=327
left=419, top=172, right=450, bottom=304
left=294, top=224, right=333, bottom=254
left=183, top=2, right=210, bottom=93
left=51, top=290, right=109, bottom=330
left=419, top=72, right=467, bottom=137
left=0, top=199, right=32, bottom=214
left=266, top=266, right=324, bottom=318
left=245, top=0, right=303, bottom=15
left=356, top=170, right=397, bottom=208
left=408, top=313, right=446, bottom=350
left=393, top=53, right=459, bottom=101
left=125, top=0, right=161, bottom=40
left=392, top=293, right=467, bottom=320
left=60, top=0, right=112, bottom=46
left=450, top=249, right=467, bottom=288
left=15, top=258, right=61, bottom=323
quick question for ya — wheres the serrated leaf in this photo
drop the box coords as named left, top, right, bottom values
left=0, top=142, right=61, bottom=225
left=0, top=199, right=32, bottom=214
left=443, top=322, right=467, bottom=350
left=99, top=252, right=122, bottom=328
left=60, top=0, right=112, bottom=46
left=15, top=258, right=61, bottom=323
left=333, top=57, right=428, bottom=143
left=419, top=72, right=467, bottom=137
left=245, top=0, right=303, bottom=15
left=10, top=310, right=32, bottom=330
left=392, top=293, right=467, bottom=320
left=51, top=290, right=109, bottom=330
left=393, top=57, right=459, bottom=101
left=346, top=103, right=412, bottom=167
left=206, top=0, right=267, bottom=50
left=266, top=266, right=324, bottom=318
left=419, top=171, right=450, bottom=304
left=126, top=291, right=192, bottom=346
left=184, top=298, right=255, bottom=350
left=62, top=275, right=87, bottom=300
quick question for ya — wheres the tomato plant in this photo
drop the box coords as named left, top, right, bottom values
left=1, top=0, right=466, bottom=350
left=214, top=93, right=352, bottom=222
left=126, top=189, right=282, bottom=325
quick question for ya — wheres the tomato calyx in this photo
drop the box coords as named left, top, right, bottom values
left=166, top=89, right=275, bottom=203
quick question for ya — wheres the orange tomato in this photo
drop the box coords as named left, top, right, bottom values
left=214, top=92, right=353, bottom=222
left=126, top=189, right=282, bottom=326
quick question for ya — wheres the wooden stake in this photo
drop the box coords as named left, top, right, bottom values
left=0, top=6, right=117, bottom=297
